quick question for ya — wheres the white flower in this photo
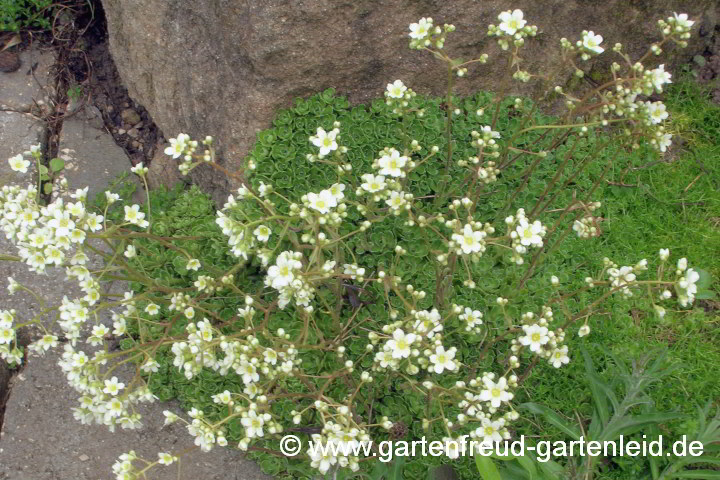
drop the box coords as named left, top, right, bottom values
left=677, top=268, right=700, bottom=307
left=7, top=278, right=19, bottom=295
left=164, top=133, right=189, bottom=159
left=253, top=225, right=271, bottom=242
left=163, top=410, right=179, bottom=426
left=377, top=149, right=407, bottom=177
left=266, top=251, right=300, bottom=289
left=460, top=308, right=484, bottom=330
left=130, top=163, right=147, bottom=176
left=384, top=191, right=407, bottom=212
left=241, top=410, right=265, bottom=438
left=578, top=324, right=591, bottom=337
left=386, top=329, right=416, bottom=359
left=239, top=361, right=259, bottom=384
left=672, top=12, right=694, bottom=31
left=8, top=154, right=30, bottom=174
left=329, top=183, right=346, bottom=200
left=453, top=224, right=485, bottom=255
left=213, top=390, right=233, bottom=405
left=145, top=303, right=160, bottom=316
left=657, top=133, right=672, bottom=153
left=257, top=181, right=270, bottom=197
left=361, top=174, right=386, bottom=193
left=103, top=376, right=125, bottom=396
left=659, top=248, right=670, bottom=261
left=84, top=213, right=104, bottom=232
left=0, top=325, right=14, bottom=345
left=157, top=452, right=176, bottom=465
left=186, top=258, right=201, bottom=271
left=310, top=127, right=339, bottom=157
left=475, top=417, right=505, bottom=445
left=105, top=191, right=120, bottom=204
left=647, top=101, right=668, bottom=124
left=550, top=346, right=570, bottom=368
left=429, top=346, right=457, bottom=374
left=375, top=350, right=396, bottom=369
left=386, top=80, right=407, bottom=99
left=123, top=205, right=148, bottom=228
left=38, top=334, right=58, bottom=350
left=48, top=211, right=75, bottom=238
left=498, top=9, right=526, bottom=35
left=444, top=437, right=462, bottom=460
left=516, top=219, right=543, bottom=247
left=409, top=18, right=432, bottom=40
left=307, top=189, right=337, bottom=214
left=479, top=376, right=513, bottom=408
left=582, top=31, right=604, bottom=54
left=124, top=245, right=136, bottom=258
left=519, top=324, right=549, bottom=352
left=650, top=64, right=672, bottom=91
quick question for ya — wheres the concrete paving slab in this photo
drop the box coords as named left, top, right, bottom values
left=0, top=111, right=42, bottom=183
left=58, top=117, right=144, bottom=202
left=0, top=47, right=55, bottom=112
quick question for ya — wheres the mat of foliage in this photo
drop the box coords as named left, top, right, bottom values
left=103, top=82, right=719, bottom=480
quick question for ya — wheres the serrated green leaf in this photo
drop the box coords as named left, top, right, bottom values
left=520, top=403, right=582, bottom=441
left=601, top=412, right=682, bottom=442
left=583, top=350, right=611, bottom=429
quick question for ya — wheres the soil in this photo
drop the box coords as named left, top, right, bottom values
left=694, top=23, right=720, bottom=103
left=65, top=1, right=163, bottom=167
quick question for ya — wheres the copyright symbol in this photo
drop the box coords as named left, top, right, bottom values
left=280, top=434, right=302, bottom=457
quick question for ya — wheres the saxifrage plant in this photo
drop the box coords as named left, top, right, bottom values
left=1, top=9, right=711, bottom=480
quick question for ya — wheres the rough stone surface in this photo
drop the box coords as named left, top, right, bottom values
left=100, top=0, right=719, bottom=202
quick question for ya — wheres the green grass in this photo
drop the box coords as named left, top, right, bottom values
left=0, top=0, right=53, bottom=31
left=116, top=73, right=719, bottom=480
left=511, top=72, right=720, bottom=479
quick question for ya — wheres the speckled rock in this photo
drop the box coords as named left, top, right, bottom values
left=100, top=0, right=719, bottom=202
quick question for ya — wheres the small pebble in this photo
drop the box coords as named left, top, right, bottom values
left=79, top=454, right=89, bottom=462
